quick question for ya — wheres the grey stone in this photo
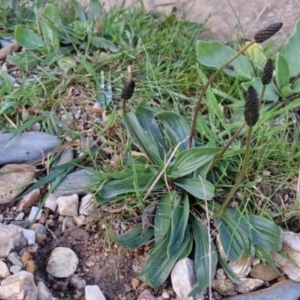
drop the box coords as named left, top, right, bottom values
left=57, top=194, right=79, bottom=216
left=229, top=255, right=253, bottom=278
left=44, top=193, right=57, bottom=211
left=7, top=252, right=23, bottom=267
left=70, top=275, right=86, bottom=290
left=37, top=281, right=55, bottom=300
left=28, top=206, right=42, bottom=222
left=171, top=258, right=204, bottom=300
left=0, top=224, right=27, bottom=258
left=0, top=260, right=10, bottom=279
left=10, top=265, right=22, bottom=274
left=273, top=232, right=300, bottom=281
left=226, top=280, right=300, bottom=300
left=57, top=148, right=74, bottom=165
left=250, top=264, right=280, bottom=281
left=0, top=132, right=60, bottom=165
left=79, top=193, right=96, bottom=215
left=22, top=229, right=36, bottom=245
left=46, top=247, right=78, bottom=278
left=234, top=278, right=264, bottom=294
left=0, top=271, right=38, bottom=300
left=53, top=169, right=95, bottom=197
left=0, top=164, right=36, bottom=204
left=137, top=289, right=156, bottom=300
left=85, top=285, right=106, bottom=300
left=10, top=220, right=31, bottom=229
left=16, top=188, right=40, bottom=212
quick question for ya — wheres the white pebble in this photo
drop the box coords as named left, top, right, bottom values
left=28, top=206, right=42, bottom=222
left=22, top=229, right=36, bottom=245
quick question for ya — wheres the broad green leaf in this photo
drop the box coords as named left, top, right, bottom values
left=155, top=111, right=193, bottom=150
left=282, top=18, right=300, bottom=77
left=154, top=193, right=172, bottom=245
left=92, top=37, right=120, bottom=53
left=71, top=0, right=87, bottom=21
left=139, top=227, right=191, bottom=287
left=98, top=173, right=164, bottom=199
left=40, top=5, right=61, bottom=51
left=275, top=53, right=290, bottom=93
left=196, top=40, right=254, bottom=79
left=189, top=217, right=217, bottom=296
left=8, top=52, right=40, bottom=70
left=291, top=78, right=300, bottom=93
left=167, top=147, right=219, bottom=179
left=174, top=178, right=214, bottom=200
left=15, top=25, right=44, bottom=50
left=167, top=194, right=189, bottom=256
left=135, top=103, right=170, bottom=159
left=0, top=101, right=15, bottom=115
left=241, top=77, right=279, bottom=102
left=215, top=212, right=249, bottom=262
left=244, top=41, right=267, bottom=68
left=227, top=209, right=283, bottom=251
left=218, top=255, right=240, bottom=283
left=124, top=112, right=163, bottom=166
left=57, top=56, right=76, bottom=73
left=87, top=0, right=102, bottom=21
left=112, top=224, right=154, bottom=249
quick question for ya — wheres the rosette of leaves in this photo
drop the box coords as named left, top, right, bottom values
left=97, top=99, right=282, bottom=295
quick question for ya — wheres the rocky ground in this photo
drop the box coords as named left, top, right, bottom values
left=1, top=136, right=300, bottom=300
left=1, top=1, right=300, bottom=300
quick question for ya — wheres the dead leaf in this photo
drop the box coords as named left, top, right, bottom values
left=0, top=42, right=21, bottom=60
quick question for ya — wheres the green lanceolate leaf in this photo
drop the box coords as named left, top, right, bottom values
left=215, top=212, right=249, bottom=262
left=227, top=209, right=283, bottom=252
left=15, top=25, right=44, bottom=50
left=282, top=18, right=300, bottom=77
left=218, top=255, right=240, bottom=283
left=154, top=193, right=172, bottom=245
left=174, top=177, right=214, bottom=200
left=98, top=173, right=164, bottom=199
left=275, top=53, right=290, bottom=93
left=189, top=217, right=218, bottom=296
left=8, top=52, right=40, bottom=70
left=112, top=224, right=154, bottom=249
left=155, top=111, right=194, bottom=150
left=167, top=147, right=219, bottom=179
left=196, top=40, right=254, bottom=79
left=139, top=227, right=191, bottom=287
left=124, top=112, right=163, bottom=166
left=135, top=102, right=170, bottom=159
left=41, top=4, right=61, bottom=50
left=167, top=193, right=189, bottom=257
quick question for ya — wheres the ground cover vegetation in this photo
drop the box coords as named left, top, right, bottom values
left=1, top=0, right=300, bottom=296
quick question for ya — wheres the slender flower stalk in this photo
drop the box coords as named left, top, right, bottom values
left=214, top=86, right=259, bottom=217
left=189, top=23, right=282, bottom=149
left=208, top=58, right=274, bottom=172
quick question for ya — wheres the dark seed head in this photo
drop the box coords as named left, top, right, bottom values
left=261, top=59, right=274, bottom=85
left=254, top=22, right=283, bottom=43
left=121, top=79, right=135, bottom=100
left=244, top=86, right=259, bottom=127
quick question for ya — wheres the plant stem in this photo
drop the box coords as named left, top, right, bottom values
left=214, top=126, right=253, bottom=217
left=208, top=84, right=267, bottom=172
left=188, top=40, right=255, bottom=149
left=122, top=99, right=156, bottom=166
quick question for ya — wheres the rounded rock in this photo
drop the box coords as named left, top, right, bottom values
left=46, top=247, right=78, bottom=278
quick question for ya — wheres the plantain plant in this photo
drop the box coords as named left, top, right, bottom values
left=97, top=23, right=285, bottom=296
